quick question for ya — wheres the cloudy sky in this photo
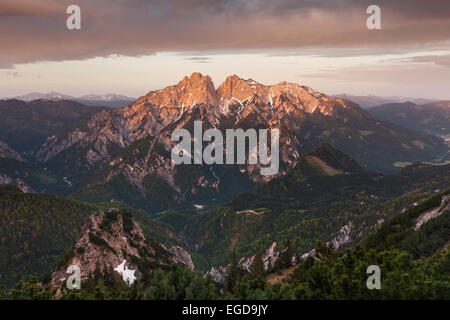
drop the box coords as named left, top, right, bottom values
left=1, top=0, right=450, bottom=99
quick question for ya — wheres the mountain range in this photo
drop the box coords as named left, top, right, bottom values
left=19, top=73, right=444, bottom=210
left=1, top=143, right=448, bottom=295
left=368, top=101, right=450, bottom=137
left=161, top=142, right=450, bottom=268
left=332, top=93, right=437, bottom=109
left=0, top=73, right=449, bottom=298
left=0, top=73, right=447, bottom=213
left=9, top=92, right=135, bottom=108
left=0, top=99, right=109, bottom=154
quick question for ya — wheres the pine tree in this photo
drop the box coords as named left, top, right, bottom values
left=251, top=251, right=265, bottom=278
left=0, top=284, right=7, bottom=300
left=275, top=240, right=293, bottom=270
left=225, top=250, right=241, bottom=292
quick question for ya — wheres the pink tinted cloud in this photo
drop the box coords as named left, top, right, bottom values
left=0, top=0, right=449, bottom=68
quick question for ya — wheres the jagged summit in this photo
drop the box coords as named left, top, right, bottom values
left=144, top=72, right=219, bottom=109
left=33, top=72, right=447, bottom=214
left=136, top=72, right=344, bottom=117
left=51, top=209, right=193, bottom=288
left=217, top=74, right=268, bottom=104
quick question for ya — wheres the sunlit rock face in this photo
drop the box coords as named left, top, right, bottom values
left=35, top=73, right=446, bottom=212
left=51, top=210, right=166, bottom=287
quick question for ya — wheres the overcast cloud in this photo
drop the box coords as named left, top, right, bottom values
left=1, top=0, right=450, bottom=68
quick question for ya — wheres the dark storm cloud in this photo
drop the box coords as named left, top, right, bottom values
left=1, top=0, right=449, bottom=68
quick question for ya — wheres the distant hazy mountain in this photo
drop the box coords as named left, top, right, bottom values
left=0, top=140, right=68, bottom=194
left=0, top=99, right=108, bottom=153
left=368, top=101, right=450, bottom=136
left=333, top=93, right=436, bottom=109
left=11, top=92, right=135, bottom=108
left=79, top=93, right=134, bottom=102
left=77, top=94, right=136, bottom=108
left=14, top=92, right=75, bottom=101
left=32, top=73, right=447, bottom=213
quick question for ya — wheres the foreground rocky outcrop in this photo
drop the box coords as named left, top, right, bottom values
left=207, top=221, right=354, bottom=283
left=0, top=175, right=34, bottom=193
left=207, top=241, right=282, bottom=283
left=51, top=209, right=193, bottom=287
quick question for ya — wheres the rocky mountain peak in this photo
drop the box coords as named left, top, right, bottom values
left=217, top=75, right=268, bottom=104
left=32, top=72, right=446, bottom=215
left=51, top=209, right=196, bottom=288
left=144, top=72, right=220, bottom=110
left=125, top=73, right=359, bottom=121
left=51, top=209, right=171, bottom=287
left=267, top=82, right=327, bottom=113
left=216, top=75, right=335, bottom=114
left=137, top=73, right=343, bottom=116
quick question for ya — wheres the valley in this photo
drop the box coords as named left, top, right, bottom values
left=158, top=143, right=450, bottom=269
left=1, top=0, right=450, bottom=304
left=1, top=185, right=448, bottom=300
left=0, top=73, right=449, bottom=299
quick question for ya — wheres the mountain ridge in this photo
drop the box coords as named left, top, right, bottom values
left=9, top=92, right=135, bottom=108
left=368, top=101, right=450, bottom=137
left=51, top=209, right=175, bottom=288
left=164, top=143, right=450, bottom=268
left=30, top=73, right=448, bottom=212
left=332, top=93, right=437, bottom=109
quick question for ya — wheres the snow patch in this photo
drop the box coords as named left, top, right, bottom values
left=114, top=260, right=136, bottom=285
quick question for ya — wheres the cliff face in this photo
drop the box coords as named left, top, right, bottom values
left=169, top=246, right=195, bottom=271
left=36, top=73, right=329, bottom=171
left=0, top=141, right=25, bottom=162
left=51, top=210, right=192, bottom=287
left=0, top=175, right=34, bottom=193
left=207, top=220, right=354, bottom=284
